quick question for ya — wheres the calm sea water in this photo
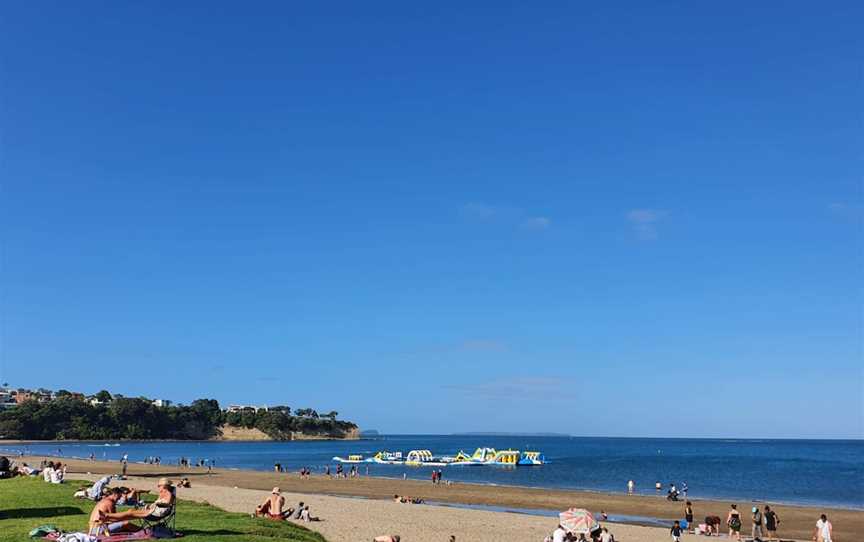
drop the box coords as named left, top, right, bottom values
left=4, top=436, right=862, bottom=509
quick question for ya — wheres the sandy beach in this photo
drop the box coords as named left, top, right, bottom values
left=17, top=455, right=861, bottom=541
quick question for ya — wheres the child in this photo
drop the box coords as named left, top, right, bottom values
left=671, top=520, right=683, bottom=542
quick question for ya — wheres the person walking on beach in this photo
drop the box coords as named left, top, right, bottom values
left=681, top=481, right=688, bottom=499
left=627, top=480, right=634, bottom=495
left=671, top=520, right=683, bottom=542
left=815, top=514, right=833, bottom=542
left=764, top=506, right=779, bottom=541
left=684, top=501, right=694, bottom=534
left=752, top=506, right=764, bottom=541
left=727, top=504, right=742, bottom=540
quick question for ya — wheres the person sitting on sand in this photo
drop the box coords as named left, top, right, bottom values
left=373, top=536, right=400, bottom=542
left=255, top=487, right=291, bottom=520
left=98, top=478, right=175, bottom=529
left=393, top=494, right=401, bottom=503
left=178, top=477, right=191, bottom=488
left=299, top=505, right=319, bottom=522
left=88, top=488, right=127, bottom=535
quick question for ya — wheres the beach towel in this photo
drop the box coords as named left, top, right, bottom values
left=56, top=534, right=98, bottom=542
left=45, top=529, right=164, bottom=542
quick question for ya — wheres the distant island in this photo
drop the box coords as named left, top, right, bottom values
left=0, top=386, right=358, bottom=441
left=452, top=432, right=571, bottom=437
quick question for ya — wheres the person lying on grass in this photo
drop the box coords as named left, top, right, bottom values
left=97, top=477, right=176, bottom=530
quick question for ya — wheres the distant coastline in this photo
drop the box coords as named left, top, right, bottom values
left=451, top=432, right=571, bottom=437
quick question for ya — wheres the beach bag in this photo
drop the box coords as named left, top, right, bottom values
left=29, top=524, right=61, bottom=538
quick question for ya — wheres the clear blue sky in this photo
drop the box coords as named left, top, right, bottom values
left=1, top=2, right=861, bottom=438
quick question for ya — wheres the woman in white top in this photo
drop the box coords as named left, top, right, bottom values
left=818, top=514, right=833, bottom=542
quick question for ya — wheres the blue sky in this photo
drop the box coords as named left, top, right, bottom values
left=1, top=2, right=861, bottom=438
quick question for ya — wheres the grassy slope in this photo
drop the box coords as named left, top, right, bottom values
left=0, top=477, right=325, bottom=542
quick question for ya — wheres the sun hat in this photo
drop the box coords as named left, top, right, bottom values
left=272, top=487, right=281, bottom=494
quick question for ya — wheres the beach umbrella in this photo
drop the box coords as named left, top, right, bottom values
left=559, top=508, right=599, bottom=534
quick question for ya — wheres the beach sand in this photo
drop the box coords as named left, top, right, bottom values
left=21, top=456, right=863, bottom=541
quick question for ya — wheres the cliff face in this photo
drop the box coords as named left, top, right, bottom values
left=290, top=427, right=360, bottom=440
left=211, top=425, right=271, bottom=441
left=212, top=424, right=360, bottom=441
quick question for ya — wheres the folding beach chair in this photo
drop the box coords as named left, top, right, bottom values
left=139, top=501, right=176, bottom=537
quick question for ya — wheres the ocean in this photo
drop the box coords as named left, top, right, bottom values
left=4, top=436, right=862, bottom=509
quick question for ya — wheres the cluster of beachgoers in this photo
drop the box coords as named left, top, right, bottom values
left=0, top=454, right=853, bottom=542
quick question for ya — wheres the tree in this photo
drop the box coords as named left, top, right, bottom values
left=325, top=411, right=338, bottom=420
left=95, top=390, right=113, bottom=403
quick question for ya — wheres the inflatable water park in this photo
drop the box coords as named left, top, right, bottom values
left=332, top=447, right=546, bottom=466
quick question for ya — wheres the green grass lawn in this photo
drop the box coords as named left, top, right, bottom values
left=0, top=477, right=326, bottom=542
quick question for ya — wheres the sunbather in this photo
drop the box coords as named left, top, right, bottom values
left=75, top=475, right=115, bottom=500
left=88, top=488, right=127, bottom=535
left=254, top=487, right=292, bottom=519
left=299, top=505, right=319, bottom=522
left=99, top=478, right=175, bottom=528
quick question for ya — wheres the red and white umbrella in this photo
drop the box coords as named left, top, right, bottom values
left=559, top=508, right=599, bottom=534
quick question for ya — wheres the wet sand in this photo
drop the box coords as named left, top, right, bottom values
left=21, top=456, right=863, bottom=540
